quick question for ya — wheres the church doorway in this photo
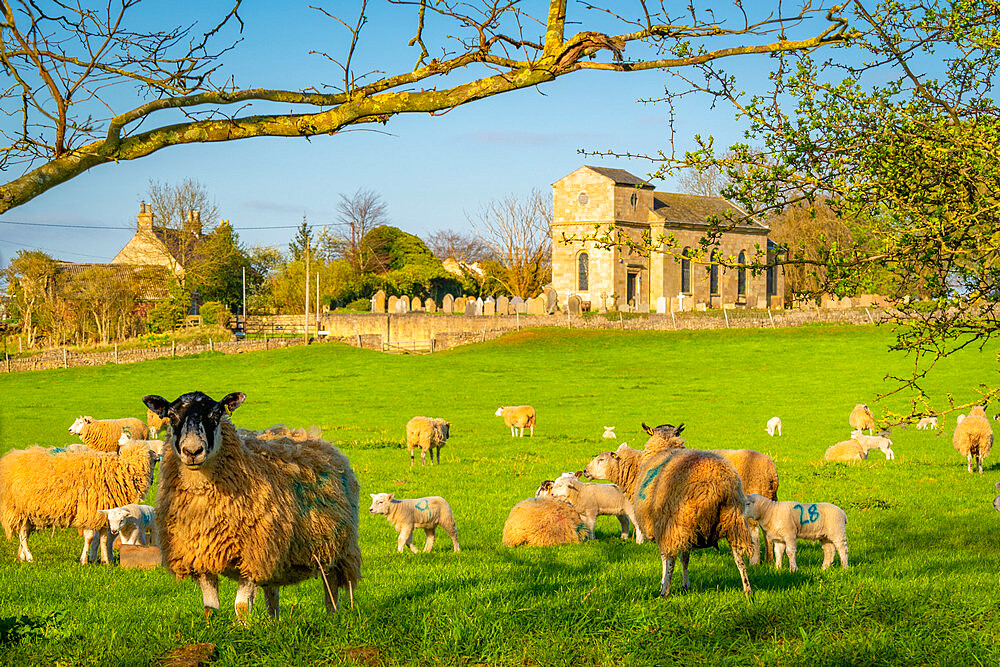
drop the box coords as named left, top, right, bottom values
left=626, top=271, right=637, bottom=306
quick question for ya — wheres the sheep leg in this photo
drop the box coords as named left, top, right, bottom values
left=17, top=525, right=34, bottom=562
left=435, top=447, right=441, bottom=465
left=625, top=507, right=644, bottom=544
left=585, top=516, right=596, bottom=541
left=421, top=450, right=426, bottom=466
left=680, top=551, right=690, bottom=591
left=659, top=554, right=675, bottom=597
left=617, top=514, right=630, bottom=540
left=836, top=540, right=849, bottom=569
left=235, top=576, right=257, bottom=624
left=978, top=454, right=984, bottom=474
left=409, top=448, right=415, bottom=467
left=322, top=572, right=340, bottom=614
left=198, top=573, right=220, bottom=621
left=423, top=527, right=437, bottom=553
left=529, top=425, right=534, bottom=437
left=774, top=542, right=785, bottom=569
left=398, top=526, right=418, bottom=553
left=968, top=453, right=974, bottom=473
left=80, top=529, right=96, bottom=565
left=445, top=522, right=460, bottom=552
left=765, top=533, right=775, bottom=564
left=262, top=585, right=280, bottom=619
left=731, top=545, right=752, bottom=596
left=100, top=527, right=114, bottom=564
left=786, top=541, right=798, bottom=572
left=510, top=426, right=515, bottom=437
left=748, top=521, right=761, bottom=566
left=821, top=541, right=836, bottom=569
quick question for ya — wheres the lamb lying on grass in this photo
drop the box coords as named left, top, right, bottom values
left=502, top=497, right=588, bottom=547
left=743, top=494, right=849, bottom=571
left=549, top=475, right=643, bottom=543
left=99, top=504, right=157, bottom=547
left=368, top=493, right=460, bottom=553
left=824, top=440, right=867, bottom=462
left=916, top=416, right=938, bottom=430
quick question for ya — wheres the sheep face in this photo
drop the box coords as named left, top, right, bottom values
left=142, top=391, right=246, bottom=469
left=641, top=422, right=685, bottom=438
left=68, top=416, right=92, bottom=435
left=583, top=452, right=616, bottom=481
left=743, top=493, right=765, bottom=519
left=535, top=481, right=554, bottom=498
left=99, top=507, right=132, bottom=534
left=550, top=476, right=579, bottom=501
left=494, top=407, right=504, bottom=417
left=369, top=493, right=394, bottom=515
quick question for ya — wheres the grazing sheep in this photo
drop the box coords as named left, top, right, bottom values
left=368, top=493, right=460, bottom=553
left=850, top=430, right=895, bottom=460
left=550, top=475, right=643, bottom=543
left=766, top=416, right=782, bottom=437
left=953, top=406, right=994, bottom=474
left=584, top=434, right=753, bottom=598
left=495, top=406, right=535, bottom=437
left=0, top=443, right=156, bottom=564
left=146, top=408, right=169, bottom=439
left=848, top=404, right=876, bottom=435
left=916, top=416, right=938, bottom=430
left=603, top=426, right=616, bottom=439
left=236, top=424, right=323, bottom=441
left=99, top=504, right=157, bottom=547
left=823, top=440, right=868, bottom=462
left=743, top=494, right=849, bottom=571
left=405, top=416, right=451, bottom=466
left=709, top=449, right=780, bottom=565
left=502, top=497, right=588, bottom=547
left=69, top=416, right=149, bottom=452
left=145, top=391, right=361, bottom=622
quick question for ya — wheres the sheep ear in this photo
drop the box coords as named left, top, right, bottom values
left=387, top=493, right=395, bottom=501
left=219, top=392, right=246, bottom=416
left=142, top=396, right=169, bottom=418
left=641, top=422, right=653, bottom=435
left=370, top=494, right=377, bottom=499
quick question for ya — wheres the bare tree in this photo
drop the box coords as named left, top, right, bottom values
left=470, top=190, right=551, bottom=298
left=335, top=188, right=389, bottom=273
left=425, top=229, right=493, bottom=263
left=145, top=179, right=219, bottom=274
left=0, top=1, right=849, bottom=213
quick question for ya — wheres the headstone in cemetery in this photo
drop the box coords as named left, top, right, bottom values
left=527, top=296, right=545, bottom=316
left=373, top=289, right=386, bottom=313
left=464, top=300, right=478, bottom=316
left=568, top=295, right=583, bottom=317
left=484, top=297, right=496, bottom=316
left=476, top=297, right=484, bottom=316
left=425, top=298, right=437, bottom=313
left=745, top=295, right=758, bottom=309
left=636, top=302, right=650, bottom=313
left=387, top=295, right=399, bottom=313
left=599, top=292, right=609, bottom=313
left=497, top=296, right=509, bottom=315
left=455, top=297, right=467, bottom=313
left=442, top=294, right=455, bottom=314
left=546, top=288, right=559, bottom=314
left=396, top=297, right=408, bottom=314
left=411, top=295, right=422, bottom=312
left=694, top=303, right=707, bottom=312
left=656, top=296, right=667, bottom=314
left=511, top=296, right=525, bottom=314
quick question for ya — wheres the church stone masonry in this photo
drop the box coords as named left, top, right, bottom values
left=551, top=166, right=784, bottom=311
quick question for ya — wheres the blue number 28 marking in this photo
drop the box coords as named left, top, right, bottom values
left=794, top=503, right=820, bottom=525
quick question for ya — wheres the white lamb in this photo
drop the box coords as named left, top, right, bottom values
left=118, top=432, right=166, bottom=459
left=550, top=475, right=644, bottom=543
left=916, top=416, right=938, bottom=430
left=743, top=493, right=848, bottom=571
left=956, top=414, right=967, bottom=426
left=99, top=504, right=157, bottom=546
left=850, top=430, right=895, bottom=460
left=368, top=493, right=460, bottom=553
left=602, top=426, right=616, bottom=439
left=766, top=416, right=782, bottom=437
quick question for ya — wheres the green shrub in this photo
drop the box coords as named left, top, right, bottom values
left=200, top=301, right=231, bottom=326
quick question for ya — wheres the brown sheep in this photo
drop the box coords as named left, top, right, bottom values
left=710, top=448, right=779, bottom=565
left=502, top=497, right=588, bottom=547
left=824, top=439, right=867, bottom=462
left=584, top=432, right=752, bottom=598
left=495, top=406, right=535, bottom=437
left=953, top=405, right=994, bottom=473
left=405, top=416, right=450, bottom=466
left=68, top=416, right=149, bottom=452
left=849, top=404, right=876, bottom=435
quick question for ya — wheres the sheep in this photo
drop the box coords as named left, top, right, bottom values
left=144, top=391, right=361, bottom=622
left=916, top=416, right=938, bottom=430
left=405, top=416, right=451, bottom=466
left=69, top=416, right=149, bottom=452
left=743, top=494, right=849, bottom=571
left=236, top=424, right=323, bottom=441
left=953, top=405, right=994, bottom=474
left=0, top=443, right=156, bottom=564
left=956, top=414, right=967, bottom=426
left=146, top=408, right=170, bottom=439
left=823, top=439, right=868, bottom=462
left=993, top=481, right=1000, bottom=512
left=535, top=480, right=555, bottom=498
left=549, top=475, right=644, bottom=543
left=850, top=430, right=895, bottom=460
left=495, top=406, right=535, bottom=437
left=99, top=504, right=157, bottom=547
left=118, top=432, right=166, bottom=459
left=766, top=416, right=782, bottom=437
left=502, top=497, right=589, bottom=547
left=709, top=448, right=780, bottom=565
left=603, top=426, right=616, bottom=439
left=368, top=493, right=460, bottom=553
left=584, top=434, right=753, bottom=598
left=848, top=404, right=876, bottom=435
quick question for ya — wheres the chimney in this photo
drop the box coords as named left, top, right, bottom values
left=137, top=202, right=153, bottom=231
left=185, top=210, right=203, bottom=236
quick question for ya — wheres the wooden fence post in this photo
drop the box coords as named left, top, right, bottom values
left=767, top=309, right=775, bottom=328
left=114, top=343, right=119, bottom=364
left=63, top=348, right=68, bottom=368
left=172, top=341, right=176, bottom=358
left=724, top=309, right=730, bottom=328
left=670, top=311, right=677, bottom=330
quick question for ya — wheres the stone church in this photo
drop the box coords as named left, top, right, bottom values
left=551, top=165, right=784, bottom=311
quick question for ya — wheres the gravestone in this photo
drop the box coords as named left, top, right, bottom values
left=745, top=295, right=758, bottom=309
left=636, top=302, right=650, bottom=313
left=511, top=296, right=525, bottom=314
left=656, top=296, right=667, bottom=314
left=497, top=296, right=509, bottom=315
left=527, top=296, right=544, bottom=316
left=425, top=298, right=437, bottom=313
left=387, top=295, right=399, bottom=313
left=568, top=295, right=582, bottom=317
left=442, top=294, right=454, bottom=314
left=484, top=297, right=496, bottom=316
left=455, top=297, right=467, bottom=313
left=545, top=287, right=559, bottom=314
left=396, top=297, right=408, bottom=314
left=409, top=295, right=421, bottom=312
left=599, top=292, right=609, bottom=313
left=462, top=299, right=475, bottom=316
left=475, top=297, right=484, bottom=316
left=373, top=289, right=386, bottom=313
left=694, top=303, right=707, bottom=312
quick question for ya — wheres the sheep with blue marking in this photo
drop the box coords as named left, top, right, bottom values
left=368, top=493, right=460, bottom=553
left=743, top=494, right=849, bottom=571
left=145, top=391, right=361, bottom=622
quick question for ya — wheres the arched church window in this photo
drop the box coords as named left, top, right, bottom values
left=681, top=248, right=691, bottom=294
left=578, top=252, right=589, bottom=291
left=737, top=251, right=747, bottom=296
left=710, top=250, right=720, bottom=295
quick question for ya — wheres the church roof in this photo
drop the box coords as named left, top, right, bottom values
left=651, top=192, right=766, bottom=230
left=582, top=166, right=654, bottom=188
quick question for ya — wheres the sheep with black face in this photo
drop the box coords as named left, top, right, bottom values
left=145, top=391, right=361, bottom=623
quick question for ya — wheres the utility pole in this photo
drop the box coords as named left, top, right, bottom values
left=304, top=241, right=310, bottom=344
left=241, top=266, right=247, bottom=335
left=315, top=273, right=320, bottom=338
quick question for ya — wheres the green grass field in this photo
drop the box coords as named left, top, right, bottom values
left=1, top=324, right=998, bottom=666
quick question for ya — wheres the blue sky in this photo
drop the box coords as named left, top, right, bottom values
left=0, top=2, right=846, bottom=265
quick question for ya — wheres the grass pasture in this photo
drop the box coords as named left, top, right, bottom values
left=1, top=324, right=999, bottom=665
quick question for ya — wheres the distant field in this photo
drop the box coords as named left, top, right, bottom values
left=1, top=324, right=998, bottom=666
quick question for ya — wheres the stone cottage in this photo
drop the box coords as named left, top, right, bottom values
left=551, top=165, right=784, bottom=311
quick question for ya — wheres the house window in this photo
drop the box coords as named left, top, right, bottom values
left=737, top=250, right=747, bottom=296
left=630, top=192, right=638, bottom=209
left=710, top=250, right=720, bottom=295
left=766, top=265, right=776, bottom=297
left=578, top=252, right=589, bottom=291
left=578, top=191, right=589, bottom=206
left=680, top=248, right=691, bottom=294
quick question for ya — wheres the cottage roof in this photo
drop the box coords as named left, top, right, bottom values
left=583, top=165, right=654, bottom=188
left=152, top=227, right=203, bottom=265
left=55, top=262, right=170, bottom=299
left=651, top=192, right=766, bottom=230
